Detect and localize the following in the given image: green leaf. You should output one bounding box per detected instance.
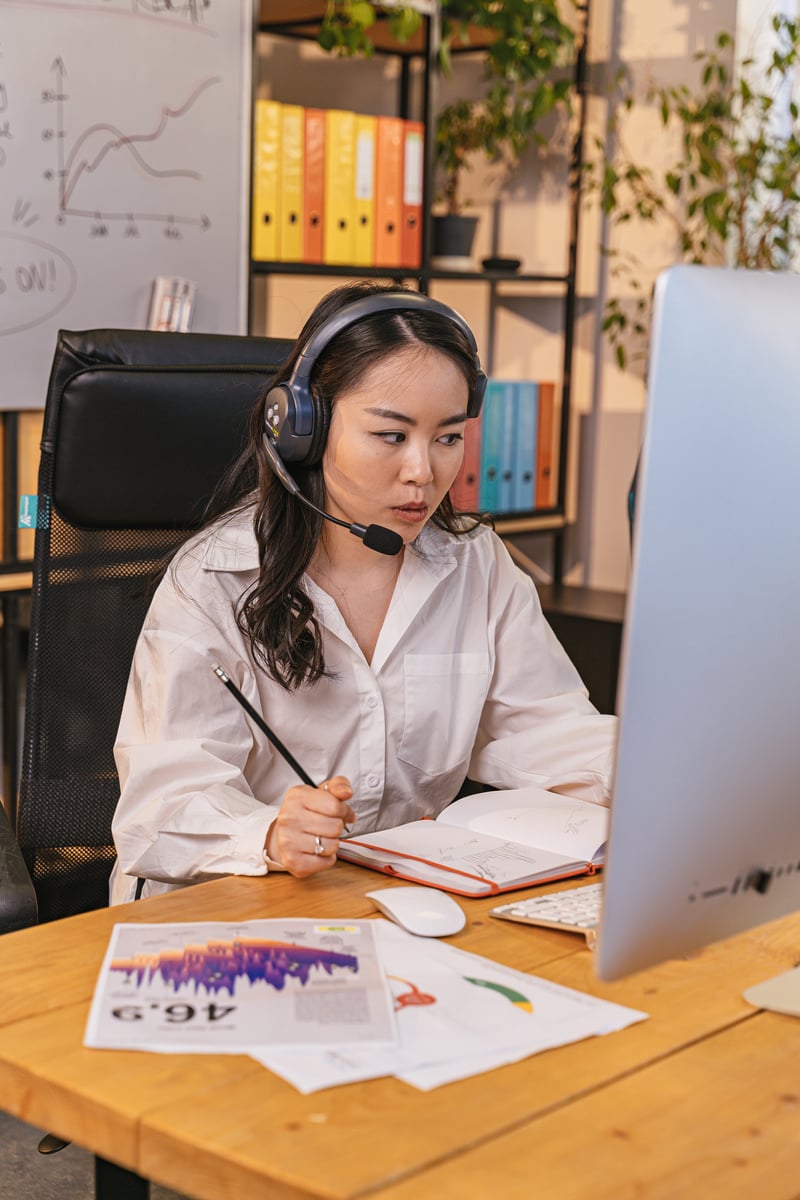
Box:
[391,8,423,43]
[349,2,376,30]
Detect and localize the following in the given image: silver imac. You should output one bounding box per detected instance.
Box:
[596,263,800,986]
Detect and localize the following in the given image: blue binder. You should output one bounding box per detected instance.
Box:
[497,381,517,514]
[478,379,504,511]
[513,381,538,511]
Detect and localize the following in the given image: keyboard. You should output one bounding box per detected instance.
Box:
[490,881,603,936]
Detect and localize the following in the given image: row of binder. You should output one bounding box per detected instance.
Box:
[451,380,559,515]
[252,100,424,268]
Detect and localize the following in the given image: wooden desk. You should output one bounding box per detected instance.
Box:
[1,866,799,1200]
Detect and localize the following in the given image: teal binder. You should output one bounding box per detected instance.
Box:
[513,381,538,511]
[479,379,504,511]
[497,381,517,514]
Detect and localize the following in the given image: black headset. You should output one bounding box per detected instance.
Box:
[264,291,487,466]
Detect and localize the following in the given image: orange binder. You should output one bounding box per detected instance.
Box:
[401,120,424,268]
[354,113,377,267]
[251,99,281,261]
[535,381,557,508]
[324,108,356,265]
[451,418,482,511]
[278,104,304,262]
[374,115,404,268]
[303,107,325,264]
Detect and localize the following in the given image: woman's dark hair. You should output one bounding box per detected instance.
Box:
[205,280,488,690]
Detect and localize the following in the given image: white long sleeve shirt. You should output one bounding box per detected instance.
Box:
[110,507,617,904]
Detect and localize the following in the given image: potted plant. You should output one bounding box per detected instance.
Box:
[432,0,577,264]
[585,14,800,371]
[316,1,428,56]
[316,0,579,265]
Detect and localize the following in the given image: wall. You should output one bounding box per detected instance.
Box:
[572,0,740,590]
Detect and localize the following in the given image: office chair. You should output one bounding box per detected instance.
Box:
[4,326,292,931]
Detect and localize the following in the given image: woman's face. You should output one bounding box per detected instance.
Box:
[321,345,469,545]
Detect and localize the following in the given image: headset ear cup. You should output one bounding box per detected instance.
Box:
[264,384,286,444]
[470,370,488,419]
[266,382,315,464]
[303,398,331,466]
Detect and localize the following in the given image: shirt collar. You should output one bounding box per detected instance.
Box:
[198,508,260,573]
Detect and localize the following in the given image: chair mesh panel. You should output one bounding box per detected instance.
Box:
[18,489,192,923]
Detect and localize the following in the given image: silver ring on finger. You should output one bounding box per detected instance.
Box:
[314,835,325,856]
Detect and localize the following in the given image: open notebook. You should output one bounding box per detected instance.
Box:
[338,787,607,897]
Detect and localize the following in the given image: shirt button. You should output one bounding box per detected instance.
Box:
[367,774,380,788]
[367,695,379,709]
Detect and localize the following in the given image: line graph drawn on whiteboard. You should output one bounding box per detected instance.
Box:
[2,1,216,29]
[46,59,219,237]
[121,0,211,23]
[0,1,252,408]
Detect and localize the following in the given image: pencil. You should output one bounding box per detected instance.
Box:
[211,663,318,789]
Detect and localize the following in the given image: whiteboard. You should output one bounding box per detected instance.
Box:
[0,0,253,409]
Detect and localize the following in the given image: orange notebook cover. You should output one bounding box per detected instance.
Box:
[374,115,404,268]
[401,119,424,269]
[535,381,557,508]
[303,107,325,264]
[337,787,607,898]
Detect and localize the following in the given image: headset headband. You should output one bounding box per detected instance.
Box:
[288,291,484,408]
[289,292,489,429]
[265,291,486,464]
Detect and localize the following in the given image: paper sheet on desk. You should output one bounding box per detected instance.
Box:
[254,920,647,1092]
[84,920,397,1053]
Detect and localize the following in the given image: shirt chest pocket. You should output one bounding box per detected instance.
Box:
[397,652,491,777]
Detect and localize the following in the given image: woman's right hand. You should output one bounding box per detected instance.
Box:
[265,775,355,878]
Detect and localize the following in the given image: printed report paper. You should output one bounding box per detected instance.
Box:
[255,919,648,1092]
[84,919,398,1053]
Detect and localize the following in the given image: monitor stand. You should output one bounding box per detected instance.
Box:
[743,965,800,1017]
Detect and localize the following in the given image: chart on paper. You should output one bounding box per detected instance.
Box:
[84,920,399,1053]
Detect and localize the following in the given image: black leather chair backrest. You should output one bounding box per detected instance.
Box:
[16,327,293,923]
[47,327,292,528]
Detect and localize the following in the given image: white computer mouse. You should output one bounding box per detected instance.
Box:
[366,886,466,937]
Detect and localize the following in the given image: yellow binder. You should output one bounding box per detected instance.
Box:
[279,103,304,262]
[324,109,356,265]
[251,99,281,262]
[353,113,377,267]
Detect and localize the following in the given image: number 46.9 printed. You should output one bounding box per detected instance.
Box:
[84,919,398,1055]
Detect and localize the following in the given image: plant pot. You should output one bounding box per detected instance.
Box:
[431,214,479,270]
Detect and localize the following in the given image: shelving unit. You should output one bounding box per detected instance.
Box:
[252,1,591,583]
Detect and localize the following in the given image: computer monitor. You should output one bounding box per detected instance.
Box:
[596,263,800,984]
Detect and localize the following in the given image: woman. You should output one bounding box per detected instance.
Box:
[110,281,616,903]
